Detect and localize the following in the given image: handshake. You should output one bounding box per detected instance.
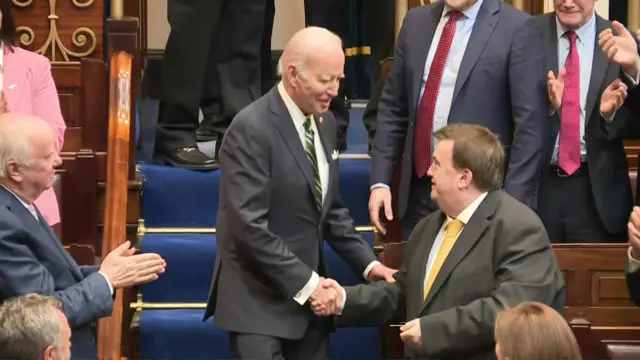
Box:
[310,277,344,317]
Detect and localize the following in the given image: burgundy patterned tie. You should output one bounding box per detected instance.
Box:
[558,31,581,175]
[414,10,461,178]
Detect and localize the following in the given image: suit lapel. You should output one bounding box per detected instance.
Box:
[545,13,562,130]
[421,191,501,312]
[414,211,447,315]
[270,88,319,211]
[412,3,443,107]
[0,187,82,280]
[2,49,27,108]
[584,16,610,122]
[451,0,499,104]
[314,114,334,218]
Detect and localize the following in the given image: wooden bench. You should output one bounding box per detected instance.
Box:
[377,243,640,360]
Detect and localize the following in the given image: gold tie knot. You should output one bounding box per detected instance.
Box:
[446,219,464,237]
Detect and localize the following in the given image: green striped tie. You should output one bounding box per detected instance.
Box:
[303,117,322,209]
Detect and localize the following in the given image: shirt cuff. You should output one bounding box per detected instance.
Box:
[363,260,381,279]
[370,183,390,192]
[629,247,640,274]
[602,111,616,123]
[337,286,346,315]
[623,59,640,86]
[98,271,114,295]
[293,271,319,305]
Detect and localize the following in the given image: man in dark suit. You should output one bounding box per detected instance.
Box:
[0,114,166,360]
[315,124,566,360]
[203,27,397,359]
[368,0,548,241]
[627,206,640,306]
[155,0,269,170]
[535,1,639,243]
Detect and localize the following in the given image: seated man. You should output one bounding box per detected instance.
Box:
[315,124,566,359]
[627,206,640,306]
[0,113,167,360]
[0,293,71,360]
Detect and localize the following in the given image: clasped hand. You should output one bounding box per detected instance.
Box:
[310,278,343,316]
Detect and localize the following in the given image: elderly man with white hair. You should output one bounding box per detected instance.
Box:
[0,113,167,360]
[202,26,397,359]
[0,293,71,360]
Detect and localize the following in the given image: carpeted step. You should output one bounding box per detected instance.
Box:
[140,157,372,228]
[139,232,376,303]
[139,309,382,360]
[139,233,217,303]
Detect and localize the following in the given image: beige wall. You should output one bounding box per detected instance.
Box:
[147,0,305,50]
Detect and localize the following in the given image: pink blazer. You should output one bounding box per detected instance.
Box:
[4,46,66,226]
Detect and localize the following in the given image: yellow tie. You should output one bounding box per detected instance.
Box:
[424,219,465,300]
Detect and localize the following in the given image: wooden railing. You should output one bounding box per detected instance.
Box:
[96,51,133,360]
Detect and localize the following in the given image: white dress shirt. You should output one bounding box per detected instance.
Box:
[277,83,380,305]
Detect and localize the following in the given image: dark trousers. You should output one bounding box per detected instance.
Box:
[304,0,350,138]
[229,322,329,360]
[362,0,395,139]
[537,164,627,243]
[156,0,267,152]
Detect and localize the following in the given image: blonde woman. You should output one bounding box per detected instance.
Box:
[495,301,582,360]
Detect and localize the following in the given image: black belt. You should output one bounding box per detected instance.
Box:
[549,163,588,177]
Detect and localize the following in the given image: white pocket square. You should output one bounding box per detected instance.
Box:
[331,150,339,160]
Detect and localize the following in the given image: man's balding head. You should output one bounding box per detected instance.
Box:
[0,113,61,203]
[277,27,345,115]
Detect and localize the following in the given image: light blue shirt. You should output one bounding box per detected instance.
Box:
[371,0,484,190]
[550,13,596,164]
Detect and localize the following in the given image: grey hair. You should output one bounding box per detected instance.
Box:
[0,294,63,360]
[0,125,33,178]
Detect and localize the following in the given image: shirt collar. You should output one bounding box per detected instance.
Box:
[277,82,314,131]
[445,192,488,225]
[1,184,31,209]
[442,0,484,21]
[555,10,596,44]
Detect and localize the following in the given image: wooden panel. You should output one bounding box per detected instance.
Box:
[378,243,640,360]
[97,181,142,225]
[11,0,104,62]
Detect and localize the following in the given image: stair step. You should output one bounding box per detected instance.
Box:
[139,232,375,303]
[140,157,372,228]
[139,309,382,360]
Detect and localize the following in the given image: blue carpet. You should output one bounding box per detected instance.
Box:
[140,310,381,360]
[140,157,371,228]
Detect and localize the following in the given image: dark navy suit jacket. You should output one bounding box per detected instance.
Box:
[0,186,113,360]
[371,0,548,218]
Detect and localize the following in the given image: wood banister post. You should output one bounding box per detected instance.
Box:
[96,52,133,360]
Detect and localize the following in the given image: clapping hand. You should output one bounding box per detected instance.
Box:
[599,21,639,78]
[600,79,628,119]
[99,241,166,289]
[547,69,566,111]
[310,278,344,316]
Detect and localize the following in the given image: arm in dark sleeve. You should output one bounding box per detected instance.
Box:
[339,264,407,327]
[370,15,411,186]
[0,226,113,328]
[417,221,563,358]
[222,116,315,300]
[504,17,548,208]
[79,265,100,278]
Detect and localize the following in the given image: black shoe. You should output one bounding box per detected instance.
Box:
[153,147,219,171]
